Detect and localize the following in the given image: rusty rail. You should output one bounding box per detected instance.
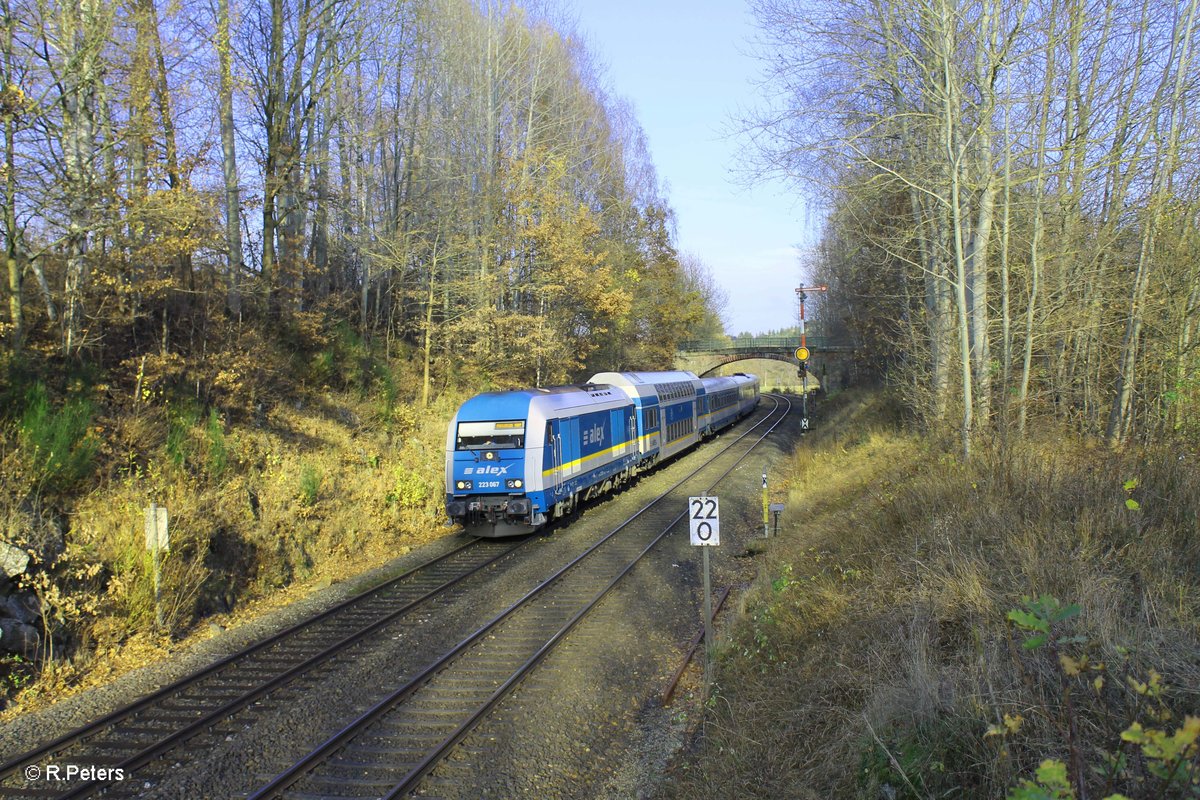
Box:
[661,585,733,706]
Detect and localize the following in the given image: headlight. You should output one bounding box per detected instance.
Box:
[455,480,473,491]
[505,478,523,489]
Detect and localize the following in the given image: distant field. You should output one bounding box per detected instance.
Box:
[710,358,818,393]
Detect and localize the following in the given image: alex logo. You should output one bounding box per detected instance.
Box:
[582,423,604,446]
[464,464,511,475]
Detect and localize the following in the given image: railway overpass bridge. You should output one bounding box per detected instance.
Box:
[675,336,858,389]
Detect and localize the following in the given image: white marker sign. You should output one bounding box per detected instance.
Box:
[688,496,720,546]
[144,505,169,552]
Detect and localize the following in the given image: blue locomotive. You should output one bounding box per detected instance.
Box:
[444,371,760,537]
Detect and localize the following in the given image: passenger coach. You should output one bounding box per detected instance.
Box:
[589,370,705,464]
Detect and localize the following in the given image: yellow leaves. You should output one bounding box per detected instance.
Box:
[987,713,1025,739]
[121,185,218,265]
[1120,716,1200,764]
[1127,669,1163,698]
[0,83,30,119]
[1034,759,1069,787]
[1060,653,1084,676]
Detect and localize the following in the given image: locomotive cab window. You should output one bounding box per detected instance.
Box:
[456,420,525,450]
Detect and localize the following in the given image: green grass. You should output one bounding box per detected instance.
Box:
[298,463,322,506]
[18,383,98,495]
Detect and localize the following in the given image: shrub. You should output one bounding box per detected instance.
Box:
[308,321,373,392]
[205,409,227,480]
[298,463,322,506]
[18,383,99,495]
[165,401,200,468]
[389,465,430,509]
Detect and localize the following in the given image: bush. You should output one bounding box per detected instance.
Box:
[165,401,200,468]
[18,383,98,495]
[204,409,228,480]
[308,321,374,392]
[298,463,322,506]
[389,465,430,509]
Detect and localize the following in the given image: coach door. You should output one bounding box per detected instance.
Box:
[561,418,580,477]
[548,422,562,497]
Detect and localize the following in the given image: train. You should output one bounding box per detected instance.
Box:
[444,370,760,537]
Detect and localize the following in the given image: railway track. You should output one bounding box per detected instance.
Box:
[0,538,529,799]
[249,394,791,800]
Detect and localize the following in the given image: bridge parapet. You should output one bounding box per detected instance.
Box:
[675,335,858,384]
[678,336,854,354]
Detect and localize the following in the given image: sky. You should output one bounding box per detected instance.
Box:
[569,0,819,336]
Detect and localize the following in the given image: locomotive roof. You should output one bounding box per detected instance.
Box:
[455,383,624,421]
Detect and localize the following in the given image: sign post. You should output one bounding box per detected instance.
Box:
[762,472,769,538]
[144,503,169,631]
[795,284,828,430]
[770,502,785,536]
[689,495,720,688]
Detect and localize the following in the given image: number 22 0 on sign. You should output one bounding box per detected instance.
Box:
[688,496,720,546]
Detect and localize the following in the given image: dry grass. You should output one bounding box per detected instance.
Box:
[0,381,466,718]
[660,390,1200,799]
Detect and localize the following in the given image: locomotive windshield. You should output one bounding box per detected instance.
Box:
[456,420,526,450]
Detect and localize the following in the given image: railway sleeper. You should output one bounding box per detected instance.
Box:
[322,758,418,776]
[354,731,446,747]
[372,720,461,736]
[383,707,473,720]
[0,787,75,798]
[412,695,495,709]
[341,744,431,758]
[297,773,407,791]
[283,792,396,800]
[157,700,221,713]
[76,738,154,753]
[182,685,256,698]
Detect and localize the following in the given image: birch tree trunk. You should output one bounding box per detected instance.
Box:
[59,0,107,356]
[1017,8,1059,435]
[1,0,21,348]
[216,0,243,317]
